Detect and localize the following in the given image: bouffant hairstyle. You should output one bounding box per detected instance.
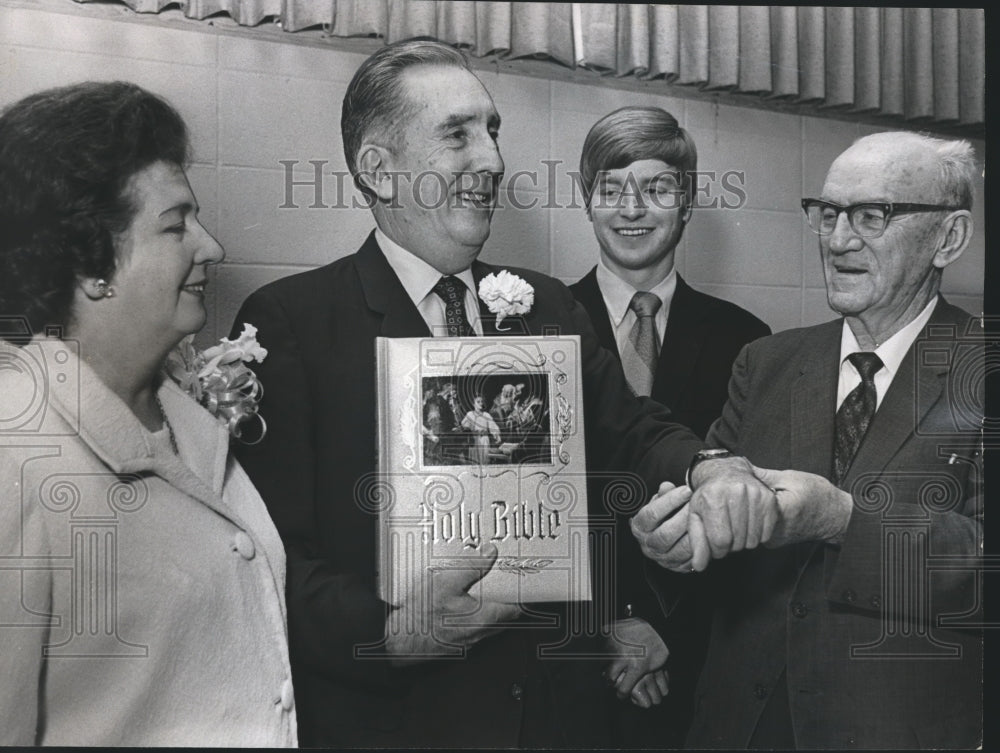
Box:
[0,81,189,334]
[578,106,697,205]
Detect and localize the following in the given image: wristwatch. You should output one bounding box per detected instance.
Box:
[686,448,734,487]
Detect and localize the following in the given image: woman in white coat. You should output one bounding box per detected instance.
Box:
[0,82,296,746]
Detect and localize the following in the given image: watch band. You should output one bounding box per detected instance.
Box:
[686,448,734,487]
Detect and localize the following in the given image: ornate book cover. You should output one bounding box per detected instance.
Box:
[374,336,591,604]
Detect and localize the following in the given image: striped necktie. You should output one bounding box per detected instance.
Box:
[620,291,662,396]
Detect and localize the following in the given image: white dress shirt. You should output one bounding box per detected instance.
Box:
[376,228,483,336]
[836,297,938,411]
[595,257,677,359]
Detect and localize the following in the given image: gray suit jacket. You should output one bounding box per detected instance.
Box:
[686,297,983,749]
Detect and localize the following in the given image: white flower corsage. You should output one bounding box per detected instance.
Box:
[478,270,534,331]
[166,323,268,443]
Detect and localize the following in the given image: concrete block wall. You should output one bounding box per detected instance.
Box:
[1,3,985,347]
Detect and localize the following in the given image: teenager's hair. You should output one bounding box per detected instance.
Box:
[579,106,697,204]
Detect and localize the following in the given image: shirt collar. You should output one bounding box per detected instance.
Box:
[38,338,236,514]
[375,228,478,307]
[838,296,939,379]
[595,257,677,328]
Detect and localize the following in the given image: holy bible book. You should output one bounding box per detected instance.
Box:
[373,336,591,605]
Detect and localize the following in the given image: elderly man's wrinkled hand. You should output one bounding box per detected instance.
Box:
[385,543,520,666]
[687,456,779,571]
[751,466,854,547]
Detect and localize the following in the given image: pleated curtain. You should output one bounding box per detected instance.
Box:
[75,1,985,128]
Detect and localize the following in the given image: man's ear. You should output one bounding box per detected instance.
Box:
[933,210,973,269]
[356,144,395,202]
[680,200,693,225]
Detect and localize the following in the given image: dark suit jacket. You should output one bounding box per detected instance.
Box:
[686,298,983,749]
[571,267,769,746]
[232,232,704,748]
[570,268,771,439]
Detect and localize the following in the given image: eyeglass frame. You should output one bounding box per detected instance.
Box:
[800,198,963,238]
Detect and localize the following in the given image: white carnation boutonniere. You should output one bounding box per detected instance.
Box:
[478,270,535,331]
[166,323,269,443]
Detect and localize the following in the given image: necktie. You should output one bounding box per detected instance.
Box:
[833,352,884,484]
[432,276,474,337]
[620,291,662,397]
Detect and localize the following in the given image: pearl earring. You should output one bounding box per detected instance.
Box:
[96,279,115,298]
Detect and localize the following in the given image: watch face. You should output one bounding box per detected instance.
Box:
[687,449,733,488]
[699,449,731,459]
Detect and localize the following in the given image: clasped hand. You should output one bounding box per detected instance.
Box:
[631,460,853,572]
[385,543,520,666]
[630,456,776,572]
[604,618,669,709]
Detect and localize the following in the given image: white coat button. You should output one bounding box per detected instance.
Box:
[280,679,294,711]
[233,532,255,560]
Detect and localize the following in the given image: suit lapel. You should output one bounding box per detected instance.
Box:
[578,271,706,402]
[790,320,842,477]
[573,267,617,355]
[354,231,433,338]
[841,297,966,487]
[46,352,251,531]
[352,240,534,339]
[473,262,500,336]
[653,275,704,403]
[840,347,928,488]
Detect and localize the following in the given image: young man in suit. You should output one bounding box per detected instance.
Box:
[633,131,983,749]
[569,106,771,747]
[231,40,777,748]
[570,106,770,438]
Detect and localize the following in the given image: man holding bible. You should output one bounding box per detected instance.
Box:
[233,39,777,748]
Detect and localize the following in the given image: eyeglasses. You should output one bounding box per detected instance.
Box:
[593,183,687,209]
[800,199,961,239]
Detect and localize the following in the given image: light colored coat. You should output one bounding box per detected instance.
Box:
[0,338,297,746]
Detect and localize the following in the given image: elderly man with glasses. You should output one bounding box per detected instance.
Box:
[632,131,983,749]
